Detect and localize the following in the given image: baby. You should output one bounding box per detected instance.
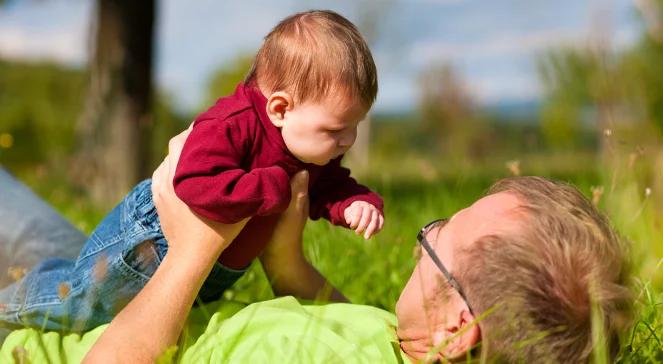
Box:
[173,9,384,271]
[0,10,384,332]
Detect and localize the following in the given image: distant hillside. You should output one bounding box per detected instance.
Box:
[483,99,541,123]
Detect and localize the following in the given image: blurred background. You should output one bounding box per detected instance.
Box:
[0,0,661,360]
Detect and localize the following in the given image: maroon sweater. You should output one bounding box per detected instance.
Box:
[173,83,383,269]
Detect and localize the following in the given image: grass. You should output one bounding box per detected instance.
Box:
[6,153,663,362]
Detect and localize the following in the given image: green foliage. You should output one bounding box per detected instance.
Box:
[416,63,488,160]
[621,36,663,135]
[0,58,189,198]
[0,59,85,170]
[536,48,598,149]
[540,100,582,148]
[204,54,253,107]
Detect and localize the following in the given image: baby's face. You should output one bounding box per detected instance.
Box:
[280,96,367,166]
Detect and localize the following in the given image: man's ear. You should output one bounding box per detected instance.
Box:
[434,309,481,360]
[266,91,293,128]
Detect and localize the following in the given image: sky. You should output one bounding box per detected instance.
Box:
[0,0,643,114]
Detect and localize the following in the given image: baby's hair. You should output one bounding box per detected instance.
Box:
[246,10,378,108]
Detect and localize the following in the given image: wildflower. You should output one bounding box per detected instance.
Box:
[603,129,612,137]
[58,282,71,300]
[645,187,652,198]
[591,186,605,205]
[506,160,521,176]
[0,133,13,149]
[628,146,645,169]
[628,152,637,169]
[7,266,27,281]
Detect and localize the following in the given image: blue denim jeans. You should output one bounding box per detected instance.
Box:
[0,176,247,340]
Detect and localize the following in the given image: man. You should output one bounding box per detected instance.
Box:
[0,128,631,362]
[395,177,632,362]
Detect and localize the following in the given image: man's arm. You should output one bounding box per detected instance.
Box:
[259,170,348,303]
[84,127,248,363]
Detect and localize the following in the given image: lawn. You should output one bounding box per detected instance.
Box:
[12,157,663,362]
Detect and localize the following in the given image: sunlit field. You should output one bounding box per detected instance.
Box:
[15,150,662,362]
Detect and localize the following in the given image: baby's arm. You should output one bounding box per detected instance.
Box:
[309,157,385,239]
[173,118,291,223]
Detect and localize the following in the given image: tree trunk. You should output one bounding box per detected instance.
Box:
[74,0,155,207]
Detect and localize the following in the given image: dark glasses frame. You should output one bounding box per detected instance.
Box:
[417,218,474,315]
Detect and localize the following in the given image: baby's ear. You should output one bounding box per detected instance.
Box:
[266,91,293,127]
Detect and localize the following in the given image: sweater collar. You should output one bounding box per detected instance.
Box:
[242,82,307,171]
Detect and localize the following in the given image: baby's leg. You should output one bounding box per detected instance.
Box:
[0,180,166,333]
[0,168,87,288]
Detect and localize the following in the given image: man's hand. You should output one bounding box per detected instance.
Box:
[260,170,348,302]
[151,124,192,249]
[151,124,246,255]
[344,201,384,239]
[85,124,247,363]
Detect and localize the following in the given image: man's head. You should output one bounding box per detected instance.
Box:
[246,10,377,166]
[396,176,632,362]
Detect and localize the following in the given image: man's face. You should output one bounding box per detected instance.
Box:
[280,96,367,166]
[395,191,523,361]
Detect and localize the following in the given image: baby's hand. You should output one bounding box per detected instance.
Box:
[344,201,384,240]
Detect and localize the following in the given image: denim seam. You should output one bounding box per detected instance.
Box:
[116,257,151,282]
[78,234,124,261]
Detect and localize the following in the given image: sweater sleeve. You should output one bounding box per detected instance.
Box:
[309,156,384,227]
[173,118,291,224]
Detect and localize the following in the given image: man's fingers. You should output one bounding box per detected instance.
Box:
[152,160,167,191]
[290,170,309,199]
[167,126,192,162]
[378,214,384,231]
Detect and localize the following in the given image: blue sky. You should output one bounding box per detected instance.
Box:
[0,0,643,114]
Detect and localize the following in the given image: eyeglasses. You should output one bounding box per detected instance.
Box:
[417,218,474,315]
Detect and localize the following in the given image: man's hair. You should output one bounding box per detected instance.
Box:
[458,176,632,363]
[245,10,378,108]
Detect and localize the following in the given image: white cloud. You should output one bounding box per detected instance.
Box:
[0,26,87,64]
[0,0,91,65]
[410,28,589,67]
[466,74,542,104]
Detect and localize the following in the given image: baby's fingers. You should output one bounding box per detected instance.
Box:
[355,207,372,235]
[346,208,360,229]
[363,210,379,240]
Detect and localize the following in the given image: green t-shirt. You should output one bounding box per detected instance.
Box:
[1,296,407,363]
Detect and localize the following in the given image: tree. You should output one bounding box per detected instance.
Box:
[345,0,394,173]
[418,62,482,160]
[74,0,156,206]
